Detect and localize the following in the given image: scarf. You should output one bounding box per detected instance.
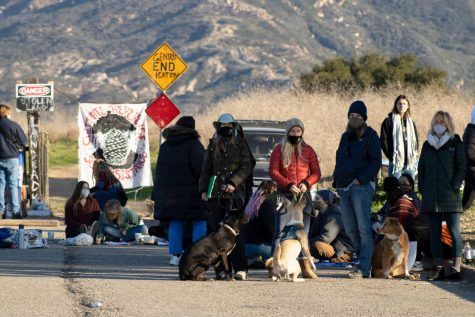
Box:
[391,114,418,169]
[427,132,450,150]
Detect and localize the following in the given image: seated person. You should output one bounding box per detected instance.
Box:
[96,199,147,242]
[90,159,128,210]
[398,173,422,210]
[372,176,420,234]
[308,189,355,263]
[241,180,276,266]
[64,181,100,238]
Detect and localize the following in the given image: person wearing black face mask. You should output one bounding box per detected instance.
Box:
[269,117,321,279]
[333,100,382,279]
[199,113,253,280]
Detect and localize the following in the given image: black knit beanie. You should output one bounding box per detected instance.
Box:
[176,116,195,129]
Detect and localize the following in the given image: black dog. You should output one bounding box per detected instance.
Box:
[179,213,248,281]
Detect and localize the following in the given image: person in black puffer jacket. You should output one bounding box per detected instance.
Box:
[152,116,207,266]
[462,106,475,210]
[418,111,466,281]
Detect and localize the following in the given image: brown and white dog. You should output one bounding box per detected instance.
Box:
[372,217,410,279]
[266,195,317,282]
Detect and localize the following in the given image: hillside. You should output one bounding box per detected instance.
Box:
[0,0,474,112]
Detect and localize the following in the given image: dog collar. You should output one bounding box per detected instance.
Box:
[222,223,238,236]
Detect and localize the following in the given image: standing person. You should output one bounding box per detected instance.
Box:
[199,113,252,280]
[152,116,207,266]
[269,118,321,278]
[418,111,466,280]
[0,104,27,219]
[64,181,101,238]
[462,106,475,210]
[90,159,128,210]
[380,95,419,179]
[333,100,382,278]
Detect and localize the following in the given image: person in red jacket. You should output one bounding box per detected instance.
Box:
[269,118,321,278]
[65,181,101,238]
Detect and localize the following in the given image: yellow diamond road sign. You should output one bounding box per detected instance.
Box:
[140,42,188,91]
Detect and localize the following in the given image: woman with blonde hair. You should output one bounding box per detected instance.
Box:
[380,95,419,178]
[418,110,466,280]
[90,159,128,210]
[269,118,321,278]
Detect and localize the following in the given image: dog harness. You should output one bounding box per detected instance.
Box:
[278,224,304,242]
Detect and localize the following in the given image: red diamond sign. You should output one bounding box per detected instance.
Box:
[145,93,180,129]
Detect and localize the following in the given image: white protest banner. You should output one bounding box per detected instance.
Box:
[78,103,153,189]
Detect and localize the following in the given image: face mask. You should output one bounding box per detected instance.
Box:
[218,126,233,137]
[288,135,302,145]
[80,189,90,197]
[349,117,363,129]
[433,124,446,136]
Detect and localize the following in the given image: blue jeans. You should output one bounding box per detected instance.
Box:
[338,183,374,276]
[427,213,462,259]
[388,163,417,179]
[0,158,20,215]
[245,243,272,260]
[103,225,148,242]
[168,220,207,255]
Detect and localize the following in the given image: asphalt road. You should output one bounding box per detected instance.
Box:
[0,242,475,317]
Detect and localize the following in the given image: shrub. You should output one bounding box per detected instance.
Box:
[300,53,447,93]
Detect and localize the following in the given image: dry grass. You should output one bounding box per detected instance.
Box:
[194,86,473,183]
[11,86,473,181]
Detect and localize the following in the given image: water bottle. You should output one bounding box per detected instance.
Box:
[463,242,472,260]
[18,224,26,250]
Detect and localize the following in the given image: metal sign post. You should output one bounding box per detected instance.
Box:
[16,78,53,203]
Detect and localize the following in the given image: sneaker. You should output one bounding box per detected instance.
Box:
[169,255,181,266]
[80,224,88,234]
[12,213,23,219]
[234,271,247,280]
[347,269,370,279]
[411,261,424,272]
[89,221,99,238]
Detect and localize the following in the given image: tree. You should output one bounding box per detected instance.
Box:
[300,53,447,92]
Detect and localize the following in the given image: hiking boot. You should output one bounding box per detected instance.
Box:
[298,257,318,279]
[445,267,461,281]
[234,271,247,280]
[89,221,99,239]
[348,269,370,279]
[428,266,445,281]
[169,255,181,266]
[12,213,23,219]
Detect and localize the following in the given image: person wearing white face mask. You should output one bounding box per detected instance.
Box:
[418,111,466,281]
[380,95,419,179]
[64,181,101,239]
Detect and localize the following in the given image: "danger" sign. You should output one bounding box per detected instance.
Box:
[16,83,54,112]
